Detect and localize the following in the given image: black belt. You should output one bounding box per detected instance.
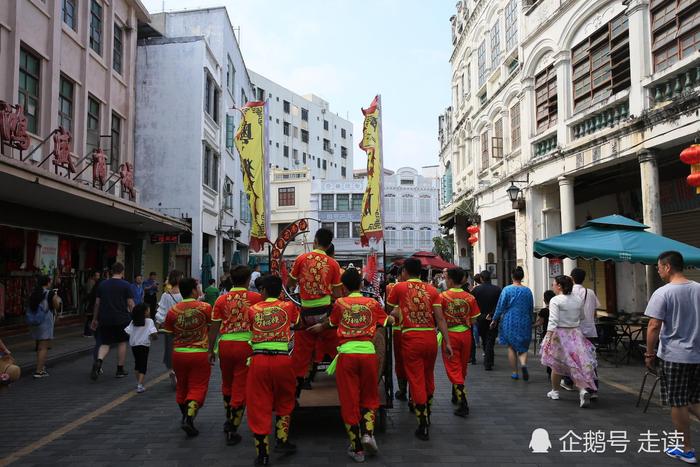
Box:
[252,350,289,356]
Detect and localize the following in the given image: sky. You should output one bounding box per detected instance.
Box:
[140,0,454,171]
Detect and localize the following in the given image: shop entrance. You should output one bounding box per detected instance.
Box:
[497,216,517,284]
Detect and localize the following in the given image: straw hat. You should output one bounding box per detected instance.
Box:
[0,354,21,384]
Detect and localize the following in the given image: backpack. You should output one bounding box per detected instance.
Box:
[25,291,49,326]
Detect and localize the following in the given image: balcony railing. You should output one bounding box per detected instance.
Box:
[533,134,557,158]
[572,100,629,140]
[649,66,700,108]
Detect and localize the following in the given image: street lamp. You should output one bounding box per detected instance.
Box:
[506,180,527,211]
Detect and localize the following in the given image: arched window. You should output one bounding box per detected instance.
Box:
[401,227,414,249]
[402,194,414,221]
[419,227,432,249]
[385,226,397,247]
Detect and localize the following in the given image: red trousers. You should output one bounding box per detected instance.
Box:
[218,340,252,406]
[246,354,296,435]
[172,351,212,406]
[336,354,379,425]
[393,329,406,380]
[292,328,338,377]
[401,331,437,405]
[442,330,472,385]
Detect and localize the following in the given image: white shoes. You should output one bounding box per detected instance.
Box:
[579,389,591,408]
[361,434,378,455]
[547,390,560,400]
[136,384,145,393]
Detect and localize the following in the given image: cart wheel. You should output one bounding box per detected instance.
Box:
[377,407,387,433]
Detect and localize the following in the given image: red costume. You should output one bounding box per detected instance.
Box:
[329,294,388,430]
[439,288,480,384]
[246,297,299,458]
[163,298,213,431]
[289,249,342,379]
[212,287,262,441]
[387,279,441,406]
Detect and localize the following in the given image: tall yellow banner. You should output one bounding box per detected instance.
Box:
[359,95,384,247]
[235,101,270,252]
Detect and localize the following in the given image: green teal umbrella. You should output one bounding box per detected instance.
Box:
[534,215,700,266]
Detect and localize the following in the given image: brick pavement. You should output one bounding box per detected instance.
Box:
[1,339,696,467]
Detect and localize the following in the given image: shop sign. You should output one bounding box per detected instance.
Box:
[151,233,179,244]
[548,258,563,278]
[38,233,58,275]
[175,244,192,256]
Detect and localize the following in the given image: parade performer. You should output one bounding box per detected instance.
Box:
[246,275,299,465]
[386,258,452,441]
[310,268,393,462]
[211,265,262,445]
[386,274,408,401]
[162,278,216,437]
[287,228,343,394]
[439,268,480,417]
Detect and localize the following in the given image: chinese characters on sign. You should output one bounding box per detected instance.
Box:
[52,127,75,173]
[0,102,30,151]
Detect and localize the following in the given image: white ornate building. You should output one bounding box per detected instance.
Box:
[440,0,700,311]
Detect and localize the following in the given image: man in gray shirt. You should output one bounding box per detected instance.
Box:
[645,251,700,465]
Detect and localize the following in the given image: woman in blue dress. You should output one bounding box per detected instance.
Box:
[491,266,534,381]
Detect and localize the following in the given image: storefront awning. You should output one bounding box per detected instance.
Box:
[534,215,700,266]
[0,156,189,235]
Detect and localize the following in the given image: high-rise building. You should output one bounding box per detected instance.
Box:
[135,7,253,281]
[249,71,354,180]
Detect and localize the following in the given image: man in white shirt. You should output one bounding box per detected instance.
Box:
[560,268,601,398]
[249,265,261,292]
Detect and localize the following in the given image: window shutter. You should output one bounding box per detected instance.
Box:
[226,115,235,150]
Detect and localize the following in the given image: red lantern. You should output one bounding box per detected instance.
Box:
[468,235,478,245]
[680,144,700,165]
[681,144,700,195]
[466,225,480,235]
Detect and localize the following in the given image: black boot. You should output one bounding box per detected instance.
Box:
[182,400,199,437]
[226,405,244,445]
[223,396,232,432]
[414,404,429,441]
[178,403,187,425]
[453,384,469,417]
[345,423,363,455]
[361,409,378,455]
[274,415,296,454]
[254,434,270,465]
[426,394,434,426]
[451,384,458,405]
[395,378,408,401]
[308,362,319,382]
[295,377,305,398]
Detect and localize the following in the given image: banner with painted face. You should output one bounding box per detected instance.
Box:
[235,101,270,252]
[358,95,385,247]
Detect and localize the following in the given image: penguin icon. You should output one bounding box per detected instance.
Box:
[529,428,552,453]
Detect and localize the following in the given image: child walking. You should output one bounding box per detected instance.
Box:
[124,304,158,393]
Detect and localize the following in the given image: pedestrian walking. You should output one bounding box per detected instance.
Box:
[249,265,261,292]
[560,268,601,398]
[246,275,299,465]
[211,265,262,445]
[472,270,502,371]
[26,275,60,378]
[124,303,158,393]
[645,251,700,465]
[203,278,219,307]
[439,268,480,417]
[310,268,391,462]
[162,277,216,438]
[131,274,145,306]
[143,272,159,322]
[387,258,452,441]
[491,266,534,381]
[287,228,343,396]
[540,275,597,408]
[156,270,184,389]
[90,262,135,380]
[534,290,556,378]
[83,270,101,336]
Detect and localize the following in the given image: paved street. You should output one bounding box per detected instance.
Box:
[1,338,695,467]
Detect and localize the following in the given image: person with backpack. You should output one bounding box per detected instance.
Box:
[26,275,60,379]
[156,270,184,389]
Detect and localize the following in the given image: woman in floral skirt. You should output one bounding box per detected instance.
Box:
[540,275,597,408]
